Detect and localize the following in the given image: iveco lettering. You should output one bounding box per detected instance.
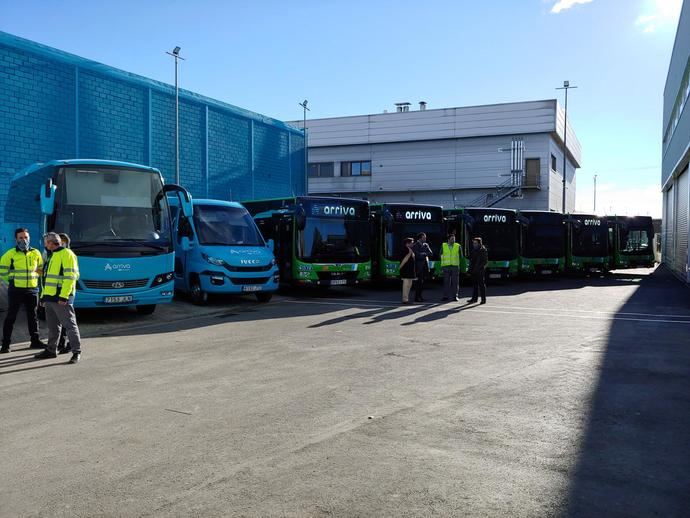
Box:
[6,159,192,314]
[370,203,444,281]
[245,196,371,287]
[170,199,279,304]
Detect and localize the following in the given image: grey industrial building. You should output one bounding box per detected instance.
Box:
[662,0,690,284]
[292,99,581,212]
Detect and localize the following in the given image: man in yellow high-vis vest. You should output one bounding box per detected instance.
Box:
[0,228,46,353]
[440,233,462,302]
[34,232,82,364]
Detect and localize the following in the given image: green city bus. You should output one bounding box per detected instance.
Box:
[519,210,566,276]
[455,207,521,280]
[605,215,655,269]
[442,209,470,275]
[370,203,444,281]
[566,214,610,274]
[244,196,371,287]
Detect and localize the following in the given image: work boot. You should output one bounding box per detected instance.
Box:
[0,345,10,354]
[480,299,487,305]
[30,339,47,349]
[467,299,478,304]
[57,344,72,355]
[68,353,81,364]
[34,350,57,360]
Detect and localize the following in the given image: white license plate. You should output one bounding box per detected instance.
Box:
[542,269,552,275]
[242,285,262,292]
[104,296,133,304]
[330,279,347,285]
[489,273,501,279]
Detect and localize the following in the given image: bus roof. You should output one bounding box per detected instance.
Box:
[13,159,160,182]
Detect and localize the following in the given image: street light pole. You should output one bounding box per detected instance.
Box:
[556,81,577,214]
[166,46,185,185]
[593,173,597,213]
[298,100,310,189]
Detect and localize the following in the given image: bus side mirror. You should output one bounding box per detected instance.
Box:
[40,179,56,215]
[266,238,275,252]
[461,214,475,228]
[383,209,394,231]
[163,184,193,219]
[295,205,306,230]
[517,215,530,227]
[180,236,191,252]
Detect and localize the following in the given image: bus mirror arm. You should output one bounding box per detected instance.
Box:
[163,184,193,219]
[39,179,56,215]
[266,238,275,252]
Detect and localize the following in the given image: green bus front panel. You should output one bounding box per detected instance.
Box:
[485,259,519,279]
[292,258,371,286]
[568,255,609,273]
[519,257,565,275]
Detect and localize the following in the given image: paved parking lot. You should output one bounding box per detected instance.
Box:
[1,268,689,517]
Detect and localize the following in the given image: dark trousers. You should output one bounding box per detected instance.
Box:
[471,272,486,302]
[414,269,427,301]
[2,289,40,346]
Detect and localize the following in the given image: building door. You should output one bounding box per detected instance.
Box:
[674,167,689,280]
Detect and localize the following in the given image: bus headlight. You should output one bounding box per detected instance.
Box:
[202,253,225,267]
[152,272,174,286]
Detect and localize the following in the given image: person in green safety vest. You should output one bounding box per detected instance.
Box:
[441,233,462,302]
[0,227,46,353]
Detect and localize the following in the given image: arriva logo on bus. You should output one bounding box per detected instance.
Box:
[584,219,601,226]
[405,211,432,220]
[483,215,507,223]
[323,206,356,216]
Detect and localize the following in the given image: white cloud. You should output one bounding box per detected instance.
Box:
[635,0,682,33]
[551,0,594,14]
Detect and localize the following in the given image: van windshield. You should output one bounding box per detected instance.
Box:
[193,205,264,246]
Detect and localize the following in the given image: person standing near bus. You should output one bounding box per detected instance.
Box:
[412,232,433,303]
[56,233,72,354]
[441,233,462,302]
[34,233,82,364]
[468,237,488,305]
[399,237,416,304]
[0,228,46,353]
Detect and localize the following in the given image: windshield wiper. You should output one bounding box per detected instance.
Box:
[73,240,169,251]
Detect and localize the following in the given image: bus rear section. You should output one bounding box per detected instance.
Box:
[171,199,279,304]
[567,214,609,274]
[519,211,566,276]
[371,203,444,281]
[246,196,371,287]
[606,216,655,269]
[7,160,192,314]
[463,208,520,280]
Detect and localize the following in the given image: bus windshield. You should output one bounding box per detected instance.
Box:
[472,224,518,261]
[194,205,264,246]
[573,226,607,257]
[385,223,443,261]
[52,167,171,251]
[298,217,370,263]
[523,224,565,258]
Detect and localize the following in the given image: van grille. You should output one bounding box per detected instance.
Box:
[229,277,270,285]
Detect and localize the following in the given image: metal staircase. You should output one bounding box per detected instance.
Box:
[467,176,522,208]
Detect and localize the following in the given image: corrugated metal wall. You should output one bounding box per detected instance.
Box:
[664,186,675,267]
[674,168,689,278]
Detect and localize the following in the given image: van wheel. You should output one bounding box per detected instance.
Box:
[136,304,156,315]
[255,292,272,303]
[190,277,208,305]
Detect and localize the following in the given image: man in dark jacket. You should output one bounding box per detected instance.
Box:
[468,237,488,304]
[411,232,433,302]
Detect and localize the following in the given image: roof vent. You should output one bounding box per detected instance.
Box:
[395,102,411,113]
[419,101,427,111]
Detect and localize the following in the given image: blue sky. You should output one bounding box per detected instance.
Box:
[1,0,683,217]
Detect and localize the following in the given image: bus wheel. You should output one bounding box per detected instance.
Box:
[190,277,208,305]
[136,304,156,315]
[255,292,273,303]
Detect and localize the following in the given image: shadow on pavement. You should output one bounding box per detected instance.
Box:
[565,267,690,516]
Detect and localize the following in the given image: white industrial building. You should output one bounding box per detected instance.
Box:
[292,99,581,212]
[662,0,690,284]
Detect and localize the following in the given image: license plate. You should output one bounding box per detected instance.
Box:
[589,267,599,273]
[330,279,347,285]
[242,285,262,292]
[104,296,133,304]
[489,273,501,279]
[542,269,552,275]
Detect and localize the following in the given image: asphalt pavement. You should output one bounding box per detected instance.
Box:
[0,268,688,517]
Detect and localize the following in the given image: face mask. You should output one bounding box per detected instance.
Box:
[17,238,29,251]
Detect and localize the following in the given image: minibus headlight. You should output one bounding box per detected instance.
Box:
[152,271,175,287]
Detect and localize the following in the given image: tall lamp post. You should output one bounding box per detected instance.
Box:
[299,99,310,189]
[166,46,185,185]
[556,80,577,214]
[593,173,598,213]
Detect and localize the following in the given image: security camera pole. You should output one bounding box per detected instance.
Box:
[167,46,185,185]
[556,80,577,214]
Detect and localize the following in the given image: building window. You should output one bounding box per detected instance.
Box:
[663,55,690,150]
[308,162,334,178]
[341,161,372,177]
[551,154,558,172]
